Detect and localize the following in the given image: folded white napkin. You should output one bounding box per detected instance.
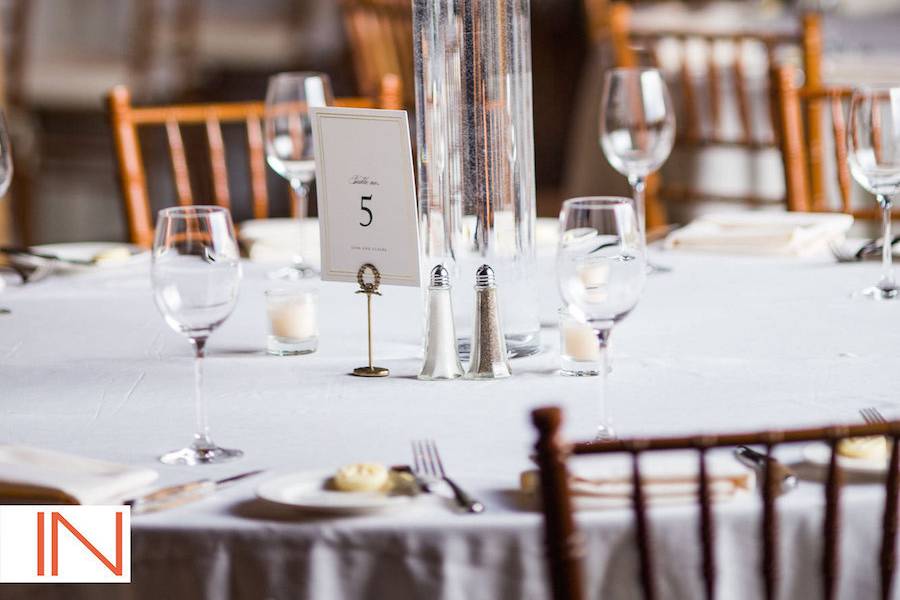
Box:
[0,446,157,505]
[239,218,321,268]
[664,212,854,256]
[521,452,754,510]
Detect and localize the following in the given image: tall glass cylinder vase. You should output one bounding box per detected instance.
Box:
[413,0,540,358]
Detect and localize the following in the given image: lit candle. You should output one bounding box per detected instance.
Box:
[265,289,319,355]
[562,320,601,361]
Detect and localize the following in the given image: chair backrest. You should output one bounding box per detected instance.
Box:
[108,76,402,247]
[532,405,900,600]
[773,64,891,219]
[340,0,414,109]
[605,3,822,211]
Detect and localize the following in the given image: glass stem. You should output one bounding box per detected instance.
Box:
[595,328,613,439]
[190,337,213,451]
[878,195,895,292]
[290,179,310,219]
[628,174,647,240]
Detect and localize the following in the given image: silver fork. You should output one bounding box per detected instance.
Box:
[411,440,485,514]
[860,407,888,425]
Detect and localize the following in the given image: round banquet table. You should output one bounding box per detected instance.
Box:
[1,246,899,599]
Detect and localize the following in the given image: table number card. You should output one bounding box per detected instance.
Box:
[311,106,421,287]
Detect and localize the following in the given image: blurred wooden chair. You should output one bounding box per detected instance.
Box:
[773,64,892,220]
[532,405,900,600]
[602,3,823,224]
[108,75,402,247]
[340,0,414,109]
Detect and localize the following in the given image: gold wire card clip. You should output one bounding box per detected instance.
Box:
[352,263,389,378]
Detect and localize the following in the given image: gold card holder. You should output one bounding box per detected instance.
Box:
[352,263,389,377]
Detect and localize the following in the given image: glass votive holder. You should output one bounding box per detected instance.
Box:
[265,288,318,356]
[559,307,603,376]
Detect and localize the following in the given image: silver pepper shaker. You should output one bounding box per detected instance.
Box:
[418,265,464,380]
[466,265,511,379]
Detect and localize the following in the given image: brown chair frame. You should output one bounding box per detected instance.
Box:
[604,3,823,221]
[532,405,900,600]
[107,77,402,247]
[773,64,894,220]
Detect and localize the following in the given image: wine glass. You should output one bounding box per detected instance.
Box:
[848,85,900,300]
[151,206,243,465]
[0,111,13,313]
[264,72,334,279]
[557,197,647,439]
[600,67,675,272]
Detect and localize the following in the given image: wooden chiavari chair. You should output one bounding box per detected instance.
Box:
[603,2,823,223]
[107,76,402,248]
[340,0,414,109]
[773,64,893,220]
[532,405,900,600]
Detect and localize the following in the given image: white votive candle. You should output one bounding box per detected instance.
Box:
[265,288,318,355]
[562,321,600,361]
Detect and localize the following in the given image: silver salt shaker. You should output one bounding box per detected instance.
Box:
[418,265,464,380]
[466,265,511,379]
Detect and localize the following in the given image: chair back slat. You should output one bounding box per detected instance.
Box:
[531,408,586,600]
[696,448,716,600]
[822,436,843,600]
[773,65,811,212]
[705,42,721,137]
[829,94,852,213]
[733,45,753,145]
[761,443,780,600]
[680,60,700,144]
[164,119,193,206]
[630,450,657,600]
[882,435,900,600]
[245,114,268,219]
[109,82,391,246]
[535,408,900,600]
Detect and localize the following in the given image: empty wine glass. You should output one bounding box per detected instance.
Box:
[848,85,900,300]
[557,197,647,439]
[600,67,675,272]
[264,72,334,279]
[152,206,243,465]
[0,111,13,314]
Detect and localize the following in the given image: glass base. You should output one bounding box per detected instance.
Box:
[560,354,604,377]
[457,330,541,360]
[858,285,900,300]
[267,335,318,356]
[267,263,318,281]
[595,424,616,441]
[160,445,243,466]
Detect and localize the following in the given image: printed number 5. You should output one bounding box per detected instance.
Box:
[360,195,373,227]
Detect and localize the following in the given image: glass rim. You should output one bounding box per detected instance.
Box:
[264,287,319,298]
[157,205,230,219]
[561,196,634,210]
[606,66,663,78]
[268,71,331,83]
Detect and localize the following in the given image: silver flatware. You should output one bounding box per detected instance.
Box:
[734,446,798,494]
[125,469,264,515]
[411,440,484,513]
[860,407,888,425]
[0,246,95,266]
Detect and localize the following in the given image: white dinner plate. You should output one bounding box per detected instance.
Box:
[28,242,148,272]
[803,442,888,474]
[255,470,419,515]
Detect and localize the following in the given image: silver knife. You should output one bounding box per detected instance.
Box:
[734,446,798,494]
[125,470,264,515]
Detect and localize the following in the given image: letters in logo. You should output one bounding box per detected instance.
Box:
[0,506,131,583]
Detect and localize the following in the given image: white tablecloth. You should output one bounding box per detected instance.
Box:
[1,249,899,599]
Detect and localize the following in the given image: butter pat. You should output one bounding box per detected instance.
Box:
[92,245,132,265]
[333,463,390,492]
[838,436,889,461]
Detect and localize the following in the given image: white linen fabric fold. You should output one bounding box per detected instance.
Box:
[664,211,854,256]
[0,445,157,504]
[520,452,754,509]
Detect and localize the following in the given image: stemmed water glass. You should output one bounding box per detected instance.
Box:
[264,72,334,279]
[848,85,900,300]
[0,111,13,314]
[557,197,647,439]
[151,206,243,465]
[600,67,675,272]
